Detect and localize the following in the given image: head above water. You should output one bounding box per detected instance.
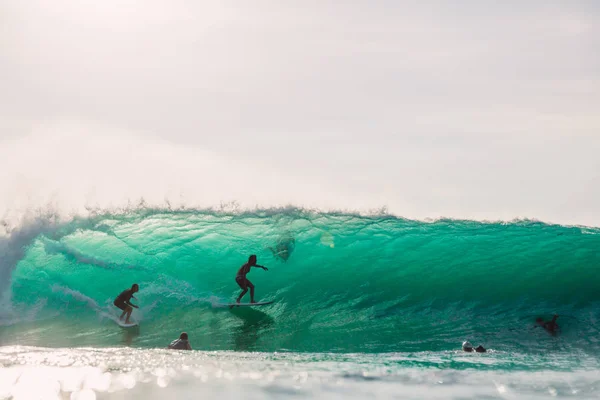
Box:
[131,283,139,292]
[248,255,257,265]
[462,341,473,352]
[180,332,188,340]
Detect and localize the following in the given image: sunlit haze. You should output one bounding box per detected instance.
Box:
[1,0,599,225]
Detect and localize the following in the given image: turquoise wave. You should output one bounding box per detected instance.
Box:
[1,208,599,353]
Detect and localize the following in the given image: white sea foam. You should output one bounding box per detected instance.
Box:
[0,346,599,399]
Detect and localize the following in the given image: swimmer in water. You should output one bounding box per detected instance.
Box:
[536,314,559,334]
[168,332,192,350]
[233,255,268,305]
[462,341,486,353]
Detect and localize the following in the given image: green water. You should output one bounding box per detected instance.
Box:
[1,209,599,355]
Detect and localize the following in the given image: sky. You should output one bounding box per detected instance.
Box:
[1,0,599,225]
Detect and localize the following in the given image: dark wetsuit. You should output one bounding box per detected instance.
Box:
[114,289,135,310]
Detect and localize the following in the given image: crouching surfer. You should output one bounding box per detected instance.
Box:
[113,283,139,324]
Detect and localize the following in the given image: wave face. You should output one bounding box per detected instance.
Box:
[1,209,599,354]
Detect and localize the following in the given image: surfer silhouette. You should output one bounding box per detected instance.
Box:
[113,283,139,324]
[536,314,559,334]
[233,255,268,306]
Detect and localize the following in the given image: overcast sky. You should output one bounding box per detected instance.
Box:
[1,1,599,225]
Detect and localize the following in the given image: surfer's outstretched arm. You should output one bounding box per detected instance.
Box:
[253,265,268,271]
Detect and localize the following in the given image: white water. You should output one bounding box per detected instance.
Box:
[1,346,599,400]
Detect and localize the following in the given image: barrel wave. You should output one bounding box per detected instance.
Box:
[1,208,599,354]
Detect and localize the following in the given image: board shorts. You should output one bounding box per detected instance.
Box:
[113,299,128,311]
[235,276,251,289]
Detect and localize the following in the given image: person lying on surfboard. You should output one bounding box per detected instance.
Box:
[234,255,268,305]
[113,283,139,324]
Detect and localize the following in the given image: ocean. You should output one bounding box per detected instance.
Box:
[1,208,599,399]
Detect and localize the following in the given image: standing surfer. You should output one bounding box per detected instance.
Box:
[114,283,139,324]
[233,255,268,305]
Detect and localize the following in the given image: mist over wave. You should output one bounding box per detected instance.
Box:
[0,124,382,224]
[2,121,599,226]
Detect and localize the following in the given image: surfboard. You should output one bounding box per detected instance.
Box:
[115,317,138,327]
[227,301,274,308]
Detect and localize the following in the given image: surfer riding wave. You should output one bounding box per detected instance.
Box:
[233,255,268,306]
[113,283,139,324]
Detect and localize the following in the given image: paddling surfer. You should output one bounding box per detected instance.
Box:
[113,284,139,324]
[536,314,559,334]
[233,255,268,306]
[462,341,486,353]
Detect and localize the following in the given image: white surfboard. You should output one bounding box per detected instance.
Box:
[115,317,138,327]
[227,301,274,308]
